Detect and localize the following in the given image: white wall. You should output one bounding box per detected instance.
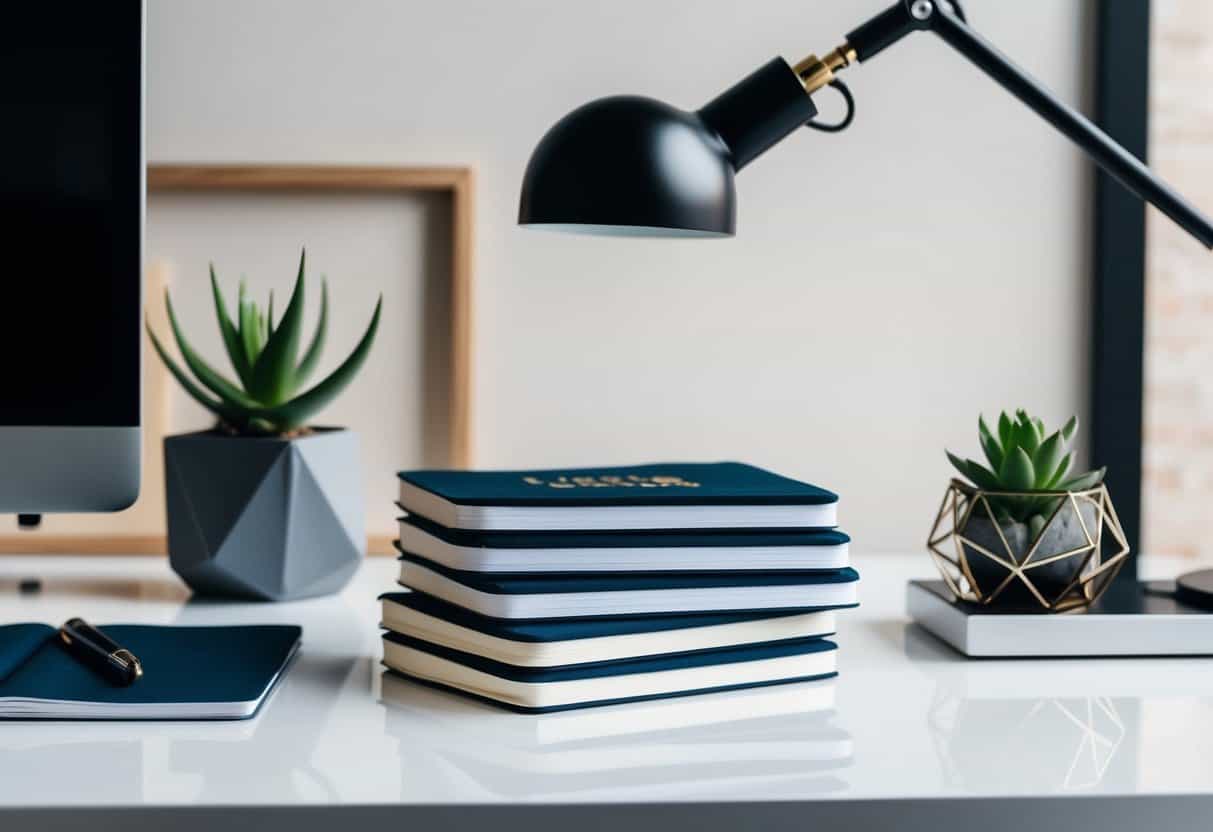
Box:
[147,0,1093,552]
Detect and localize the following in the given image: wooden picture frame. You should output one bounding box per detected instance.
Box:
[0,164,474,555]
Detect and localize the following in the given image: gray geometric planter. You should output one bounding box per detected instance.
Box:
[164,428,365,601]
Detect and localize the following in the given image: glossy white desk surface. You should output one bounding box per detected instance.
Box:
[2,553,1212,825]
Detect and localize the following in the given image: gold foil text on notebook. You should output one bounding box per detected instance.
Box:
[522,475,701,489]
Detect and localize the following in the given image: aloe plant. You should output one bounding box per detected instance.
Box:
[147,250,381,436]
[946,410,1105,532]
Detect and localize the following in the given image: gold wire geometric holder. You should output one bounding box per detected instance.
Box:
[926,479,1130,612]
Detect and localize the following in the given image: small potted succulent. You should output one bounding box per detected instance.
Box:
[147,250,381,601]
[928,410,1129,611]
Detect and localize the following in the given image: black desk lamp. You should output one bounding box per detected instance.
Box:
[518,0,1213,248]
[518,0,1213,616]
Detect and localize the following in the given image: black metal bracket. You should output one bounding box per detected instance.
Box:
[841,0,1213,248]
[845,0,932,61]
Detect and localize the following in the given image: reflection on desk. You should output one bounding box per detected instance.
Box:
[929,694,1125,792]
[380,672,851,801]
[168,655,360,802]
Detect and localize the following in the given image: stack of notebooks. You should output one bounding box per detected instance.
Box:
[380,462,858,713]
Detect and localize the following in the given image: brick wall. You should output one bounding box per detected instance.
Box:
[1142,0,1213,560]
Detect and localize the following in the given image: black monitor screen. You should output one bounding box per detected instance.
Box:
[0,4,142,426]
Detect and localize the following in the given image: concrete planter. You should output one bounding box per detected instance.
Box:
[961,499,1100,607]
[164,428,365,601]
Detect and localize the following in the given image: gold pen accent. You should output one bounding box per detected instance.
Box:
[111,649,144,681]
[58,618,144,686]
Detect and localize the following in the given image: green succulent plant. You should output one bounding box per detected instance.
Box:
[946,410,1106,532]
[147,250,381,436]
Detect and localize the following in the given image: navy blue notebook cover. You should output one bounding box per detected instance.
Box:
[383,631,838,713]
[401,514,851,550]
[397,548,861,595]
[379,591,828,642]
[399,462,838,507]
[0,623,301,720]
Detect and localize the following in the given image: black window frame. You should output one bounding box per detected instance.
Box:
[1091,0,1151,583]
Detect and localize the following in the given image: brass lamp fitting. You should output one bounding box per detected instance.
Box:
[792,43,858,93]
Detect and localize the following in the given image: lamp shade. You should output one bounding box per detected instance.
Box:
[518,58,817,238]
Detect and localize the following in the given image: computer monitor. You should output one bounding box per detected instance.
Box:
[0,3,143,514]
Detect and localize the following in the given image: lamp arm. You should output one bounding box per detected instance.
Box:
[798,0,1213,250]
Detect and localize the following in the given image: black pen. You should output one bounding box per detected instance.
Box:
[58,618,143,686]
